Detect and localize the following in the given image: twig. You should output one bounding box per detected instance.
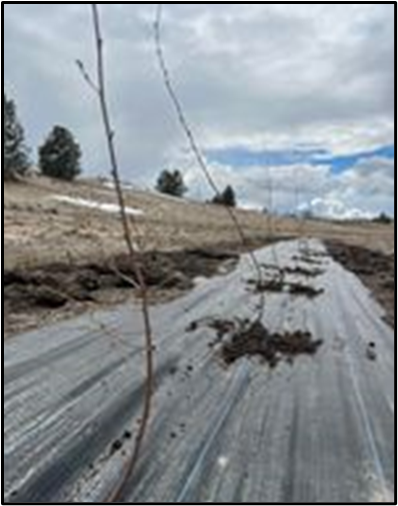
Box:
[108,257,141,291]
[154,4,266,320]
[80,4,155,502]
[76,59,99,93]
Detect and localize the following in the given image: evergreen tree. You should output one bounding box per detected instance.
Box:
[212,185,236,207]
[4,93,29,181]
[156,169,187,197]
[39,125,81,181]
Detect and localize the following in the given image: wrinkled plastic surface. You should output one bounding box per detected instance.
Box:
[3,240,395,503]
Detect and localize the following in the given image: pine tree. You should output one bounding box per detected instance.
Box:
[156,169,187,197]
[4,93,29,181]
[212,185,237,207]
[39,125,81,181]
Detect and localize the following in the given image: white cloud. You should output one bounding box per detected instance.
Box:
[179,156,331,212]
[4,3,395,216]
[301,198,376,221]
[177,151,394,219]
[293,156,395,219]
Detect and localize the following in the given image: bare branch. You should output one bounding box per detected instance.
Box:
[108,258,141,291]
[85,4,155,502]
[154,4,266,320]
[76,59,99,94]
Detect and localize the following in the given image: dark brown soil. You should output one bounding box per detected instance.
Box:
[248,278,324,298]
[3,248,239,338]
[283,265,325,277]
[247,277,285,293]
[249,259,325,297]
[287,283,324,298]
[187,317,323,368]
[326,241,395,328]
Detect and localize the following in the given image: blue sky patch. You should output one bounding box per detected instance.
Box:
[310,145,395,174]
[206,145,395,175]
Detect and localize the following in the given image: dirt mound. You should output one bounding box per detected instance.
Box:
[4,248,239,338]
[288,282,324,298]
[283,265,324,277]
[187,317,323,368]
[326,241,395,328]
[248,278,324,298]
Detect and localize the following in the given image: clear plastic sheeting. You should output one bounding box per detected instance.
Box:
[3,239,395,503]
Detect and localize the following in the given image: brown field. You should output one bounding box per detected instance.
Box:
[3,175,395,337]
[4,175,394,269]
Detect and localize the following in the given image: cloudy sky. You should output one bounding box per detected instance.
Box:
[4,3,395,218]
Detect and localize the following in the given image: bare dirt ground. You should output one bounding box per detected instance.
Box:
[3,176,395,338]
[4,247,242,337]
[326,241,395,329]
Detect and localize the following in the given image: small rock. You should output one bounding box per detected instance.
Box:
[366,342,377,361]
[111,439,123,454]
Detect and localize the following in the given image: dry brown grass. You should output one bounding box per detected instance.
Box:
[4,175,395,271]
